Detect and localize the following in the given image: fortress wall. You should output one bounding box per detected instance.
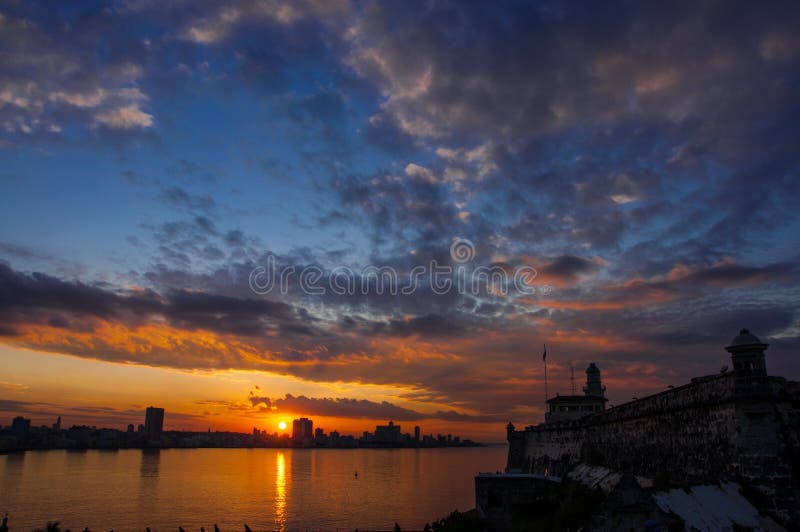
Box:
[514,374,798,484]
[583,399,740,482]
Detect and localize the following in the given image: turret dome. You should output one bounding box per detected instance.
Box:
[727,328,764,347]
[724,328,768,376]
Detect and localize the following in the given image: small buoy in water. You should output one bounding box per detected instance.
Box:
[354,471,358,478]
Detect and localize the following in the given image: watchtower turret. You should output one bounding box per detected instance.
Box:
[725,328,768,376]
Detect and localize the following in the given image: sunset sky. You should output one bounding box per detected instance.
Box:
[1,1,799,441]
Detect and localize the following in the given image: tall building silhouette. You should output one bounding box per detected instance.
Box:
[292,417,313,446]
[144,406,164,443]
[11,416,30,442]
[374,421,401,443]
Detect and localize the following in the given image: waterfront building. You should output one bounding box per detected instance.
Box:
[292,417,313,446]
[374,421,402,444]
[144,406,164,444]
[11,416,30,442]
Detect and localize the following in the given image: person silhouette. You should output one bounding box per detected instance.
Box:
[0,513,8,532]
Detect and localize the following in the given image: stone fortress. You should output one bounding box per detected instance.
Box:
[478,329,800,530]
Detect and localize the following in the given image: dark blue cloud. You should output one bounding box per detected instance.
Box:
[1,0,799,420]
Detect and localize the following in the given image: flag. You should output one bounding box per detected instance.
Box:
[542,344,547,361]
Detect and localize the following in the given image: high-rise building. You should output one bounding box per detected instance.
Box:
[414,425,421,442]
[292,417,313,446]
[11,416,31,442]
[52,415,61,432]
[144,406,165,443]
[375,420,402,443]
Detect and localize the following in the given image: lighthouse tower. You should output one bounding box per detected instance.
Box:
[583,362,606,398]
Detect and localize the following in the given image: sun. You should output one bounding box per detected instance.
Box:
[278,421,287,431]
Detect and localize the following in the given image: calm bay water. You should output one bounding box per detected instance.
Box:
[1,446,507,531]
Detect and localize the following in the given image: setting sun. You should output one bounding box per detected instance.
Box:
[278,421,287,431]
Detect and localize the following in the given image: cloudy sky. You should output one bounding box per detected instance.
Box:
[1,0,799,440]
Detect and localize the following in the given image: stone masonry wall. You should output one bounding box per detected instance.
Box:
[509,373,799,486]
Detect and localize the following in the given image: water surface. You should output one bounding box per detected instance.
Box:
[1,446,507,531]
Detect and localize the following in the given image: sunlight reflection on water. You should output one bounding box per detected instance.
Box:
[275,451,286,531]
